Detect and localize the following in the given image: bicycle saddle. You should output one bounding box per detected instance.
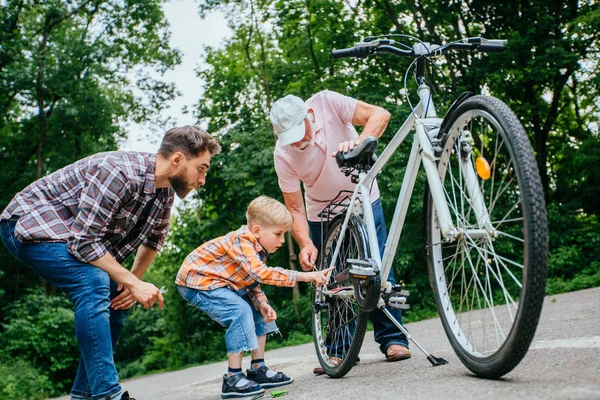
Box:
[335,136,378,169]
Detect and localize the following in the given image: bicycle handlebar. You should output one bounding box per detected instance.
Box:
[332,37,507,60]
[332,47,370,59]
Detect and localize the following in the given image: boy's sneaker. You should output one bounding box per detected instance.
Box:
[246,366,294,388]
[221,373,265,399]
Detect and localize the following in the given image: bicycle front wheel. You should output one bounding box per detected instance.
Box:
[425,95,548,378]
[312,214,369,378]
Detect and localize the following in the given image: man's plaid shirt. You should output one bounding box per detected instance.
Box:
[175,225,298,309]
[1,151,174,263]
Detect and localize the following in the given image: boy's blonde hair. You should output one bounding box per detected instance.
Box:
[246,195,293,230]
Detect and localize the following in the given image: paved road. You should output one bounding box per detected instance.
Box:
[51,287,600,400]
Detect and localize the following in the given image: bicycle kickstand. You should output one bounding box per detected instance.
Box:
[381,306,448,367]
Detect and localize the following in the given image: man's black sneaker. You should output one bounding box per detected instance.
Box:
[246,366,294,388]
[221,373,265,399]
[121,392,135,400]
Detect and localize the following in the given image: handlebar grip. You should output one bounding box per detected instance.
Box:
[332,47,369,59]
[479,44,505,53]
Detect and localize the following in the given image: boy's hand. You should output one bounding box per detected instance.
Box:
[260,302,277,323]
[300,267,334,286]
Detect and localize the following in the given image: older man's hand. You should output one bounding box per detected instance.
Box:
[299,243,319,271]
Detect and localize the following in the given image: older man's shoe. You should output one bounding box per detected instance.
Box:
[386,345,411,362]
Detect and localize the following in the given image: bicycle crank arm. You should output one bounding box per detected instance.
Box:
[381,307,449,367]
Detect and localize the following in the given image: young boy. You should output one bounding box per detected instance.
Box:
[176,196,331,399]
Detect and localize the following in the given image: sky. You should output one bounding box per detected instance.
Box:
[119,0,232,153]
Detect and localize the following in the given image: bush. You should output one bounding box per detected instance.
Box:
[114,304,164,377]
[0,359,53,400]
[546,205,600,294]
[0,289,79,395]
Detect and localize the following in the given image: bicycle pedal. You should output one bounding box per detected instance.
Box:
[387,296,410,310]
[391,285,410,297]
[347,258,375,267]
[347,258,378,278]
[349,266,377,277]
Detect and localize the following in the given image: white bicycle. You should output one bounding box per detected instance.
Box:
[311,36,548,379]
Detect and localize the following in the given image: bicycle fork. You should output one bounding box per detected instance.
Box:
[419,120,495,242]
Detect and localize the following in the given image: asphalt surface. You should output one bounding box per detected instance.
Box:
[51,287,600,400]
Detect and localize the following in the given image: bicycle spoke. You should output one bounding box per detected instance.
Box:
[491,216,523,226]
[495,229,525,243]
[488,172,517,217]
[465,236,519,311]
[464,246,507,343]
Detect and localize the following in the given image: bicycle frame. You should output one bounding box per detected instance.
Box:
[325,82,494,293]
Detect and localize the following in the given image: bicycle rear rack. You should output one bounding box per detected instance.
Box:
[316,190,362,255]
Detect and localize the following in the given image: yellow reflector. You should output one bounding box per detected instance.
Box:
[476,156,491,180]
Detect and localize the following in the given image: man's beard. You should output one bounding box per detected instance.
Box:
[291,120,316,152]
[168,172,193,199]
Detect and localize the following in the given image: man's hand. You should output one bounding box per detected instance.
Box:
[331,139,360,157]
[111,284,137,310]
[259,302,277,323]
[128,281,165,310]
[299,244,319,271]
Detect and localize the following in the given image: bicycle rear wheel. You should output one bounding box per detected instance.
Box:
[312,214,369,378]
[425,95,548,378]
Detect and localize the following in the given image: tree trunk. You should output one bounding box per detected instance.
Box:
[286,232,300,307]
[250,0,271,108]
[34,18,52,294]
[35,19,50,181]
[305,3,321,78]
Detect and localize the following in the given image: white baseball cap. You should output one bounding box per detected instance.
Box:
[269,95,308,146]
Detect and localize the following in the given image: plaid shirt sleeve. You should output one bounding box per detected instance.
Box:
[226,234,298,288]
[68,166,131,263]
[247,285,269,310]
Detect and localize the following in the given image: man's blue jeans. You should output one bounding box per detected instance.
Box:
[308,198,408,354]
[0,221,127,399]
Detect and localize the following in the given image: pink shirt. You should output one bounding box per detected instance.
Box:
[274,90,380,221]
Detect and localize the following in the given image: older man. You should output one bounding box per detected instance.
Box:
[0,126,221,400]
[269,91,410,374]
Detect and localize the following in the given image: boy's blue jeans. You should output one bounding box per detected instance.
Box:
[308,198,409,354]
[177,285,278,354]
[0,221,126,399]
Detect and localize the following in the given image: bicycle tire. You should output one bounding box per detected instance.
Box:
[312,213,369,378]
[424,95,548,378]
